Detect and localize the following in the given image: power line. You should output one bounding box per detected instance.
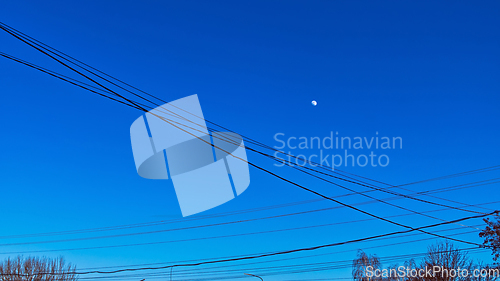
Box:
[0,21,494,249]
[0,193,495,253]
[0,211,493,277]
[0,22,493,218]
[77,224,483,274]
[0,39,493,222]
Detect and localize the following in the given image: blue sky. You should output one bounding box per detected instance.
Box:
[1,1,499,280]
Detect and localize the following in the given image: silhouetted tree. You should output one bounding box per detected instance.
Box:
[352,241,497,281]
[353,250,382,281]
[0,256,77,281]
[418,241,473,281]
[480,213,500,262]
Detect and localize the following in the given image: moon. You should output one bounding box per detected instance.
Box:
[311,100,317,106]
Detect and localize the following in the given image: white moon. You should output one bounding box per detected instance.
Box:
[311,100,317,106]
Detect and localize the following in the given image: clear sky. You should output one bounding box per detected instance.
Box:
[1,1,499,280]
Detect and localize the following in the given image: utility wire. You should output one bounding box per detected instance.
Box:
[0,212,494,277]
[0,21,494,249]
[0,38,493,220]
[0,21,493,217]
